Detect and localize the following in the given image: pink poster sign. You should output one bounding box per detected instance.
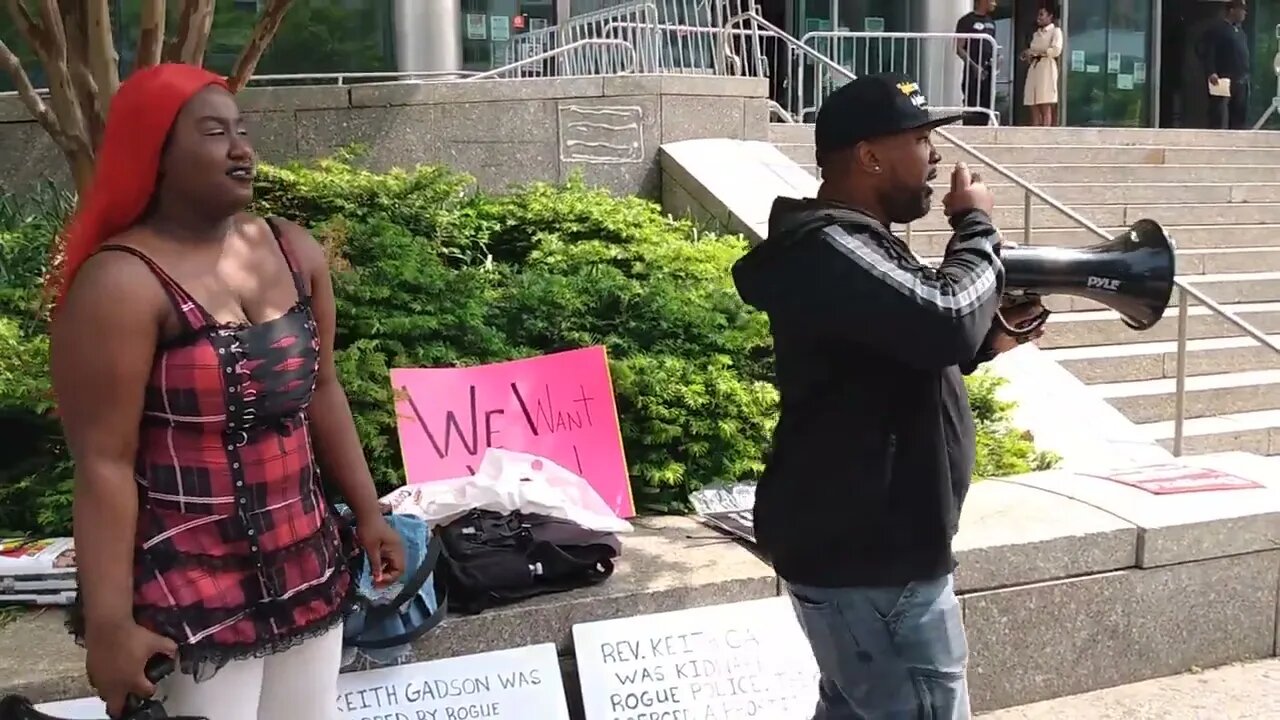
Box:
[390,346,635,518]
[1082,463,1264,495]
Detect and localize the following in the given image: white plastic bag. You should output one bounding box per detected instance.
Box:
[380,448,633,533]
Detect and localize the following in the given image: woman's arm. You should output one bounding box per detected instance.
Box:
[51,252,163,632]
[274,219,404,583]
[1046,28,1064,59]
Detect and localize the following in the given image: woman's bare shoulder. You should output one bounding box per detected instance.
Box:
[244,213,327,274]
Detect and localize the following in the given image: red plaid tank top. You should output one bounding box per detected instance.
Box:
[71,219,354,676]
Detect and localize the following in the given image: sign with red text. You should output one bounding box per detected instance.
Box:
[573,597,820,719]
[391,346,634,517]
[1083,463,1265,495]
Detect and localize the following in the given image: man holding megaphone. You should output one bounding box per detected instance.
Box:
[732,72,1047,720]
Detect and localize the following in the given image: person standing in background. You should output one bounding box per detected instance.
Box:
[1200,0,1251,129]
[1021,4,1063,127]
[955,0,999,126]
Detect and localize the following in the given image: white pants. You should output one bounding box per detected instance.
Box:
[159,624,342,720]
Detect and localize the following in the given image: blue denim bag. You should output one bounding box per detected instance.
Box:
[340,511,448,661]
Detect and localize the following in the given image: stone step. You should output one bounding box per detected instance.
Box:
[942,145,1280,166]
[767,123,1280,148]
[1139,408,1280,455]
[908,223,1280,257]
[789,164,1280,204]
[1042,335,1280,384]
[1038,300,1280,348]
[970,163,1280,184]
[1093,367,1280,423]
[902,202,1280,233]
[775,142,1280,168]
[1036,271,1280,313]
[945,182,1280,205]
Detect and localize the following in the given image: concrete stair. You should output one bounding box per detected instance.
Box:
[769,123,1280,459]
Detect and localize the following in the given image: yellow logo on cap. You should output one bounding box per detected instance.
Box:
[897,80,928,107]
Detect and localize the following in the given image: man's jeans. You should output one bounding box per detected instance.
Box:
[788,574,971,720]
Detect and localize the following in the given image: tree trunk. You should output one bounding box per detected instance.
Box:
[135,0,166,69]
[66,146,95,196]
[168,0,216,66]
[85,0,119,111]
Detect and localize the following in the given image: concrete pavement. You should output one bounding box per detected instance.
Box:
[980,659,1280,719]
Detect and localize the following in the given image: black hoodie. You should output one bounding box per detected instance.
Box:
[732,197,1006,588]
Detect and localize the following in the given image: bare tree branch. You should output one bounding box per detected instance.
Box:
[55,1,103,147]
[227,0,295,92]
[168,0,215,66]
[85,0,118,101]
[135,0,165,69]
[0,37,64,147]
[33,0,92,161]
[6,0,45,54]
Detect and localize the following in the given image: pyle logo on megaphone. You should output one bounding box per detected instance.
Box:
[1086,275,1123,291]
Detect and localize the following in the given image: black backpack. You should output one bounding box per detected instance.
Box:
[438,509,620,615]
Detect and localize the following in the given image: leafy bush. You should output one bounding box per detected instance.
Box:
[0,183,74,534]
[1,159,1054,534]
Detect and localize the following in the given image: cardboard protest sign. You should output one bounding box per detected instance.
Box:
[391,346,634,517]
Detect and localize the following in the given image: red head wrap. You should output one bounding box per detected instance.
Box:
[49,63,228,307]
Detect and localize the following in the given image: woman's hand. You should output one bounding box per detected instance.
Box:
[357,513,406,587]
[85,619,177,718]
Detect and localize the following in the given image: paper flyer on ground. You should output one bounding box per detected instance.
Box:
[0,536,78,605]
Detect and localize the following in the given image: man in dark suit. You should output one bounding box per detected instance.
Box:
[955,0,999,126]
[1200,0,1251,129]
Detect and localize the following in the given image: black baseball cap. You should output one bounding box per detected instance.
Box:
[814,72,964,168]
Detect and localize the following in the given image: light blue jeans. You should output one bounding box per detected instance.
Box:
[787,574,972,720]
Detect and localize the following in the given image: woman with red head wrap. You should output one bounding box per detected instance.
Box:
[48,64,404,720]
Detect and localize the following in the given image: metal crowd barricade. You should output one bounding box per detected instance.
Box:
[504,2,662,75]
[503,0,761,77]
[797,31,999,125]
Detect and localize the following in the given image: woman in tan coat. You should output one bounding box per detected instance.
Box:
[1021,5,1064,126]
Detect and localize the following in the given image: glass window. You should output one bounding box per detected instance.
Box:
[1065,0,1153,127]
[466,0,558,72]
[1,0,396,92]
[1248,1,1280,129]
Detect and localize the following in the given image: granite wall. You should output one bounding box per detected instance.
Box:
[0,75,770,199]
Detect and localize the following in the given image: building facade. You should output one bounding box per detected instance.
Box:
[0,0,1277,129]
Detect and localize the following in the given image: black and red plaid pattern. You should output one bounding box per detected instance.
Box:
[86,229,353,672]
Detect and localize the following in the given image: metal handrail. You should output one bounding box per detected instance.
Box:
[468,39,639,80]
[731,10,1280,458]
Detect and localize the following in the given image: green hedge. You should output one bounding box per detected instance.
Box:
[0,157,1056,535]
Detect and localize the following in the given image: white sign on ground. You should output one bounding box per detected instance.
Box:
[573,596,820,720]
[33,696,103,718]
[34,644,570,720]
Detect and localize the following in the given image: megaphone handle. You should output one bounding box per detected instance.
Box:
[995,306,1052,342]
[120,654,178,718]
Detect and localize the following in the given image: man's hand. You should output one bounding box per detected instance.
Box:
[990,298,1049,355]
[942,162,995,218]
[1209,73,1220,86]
